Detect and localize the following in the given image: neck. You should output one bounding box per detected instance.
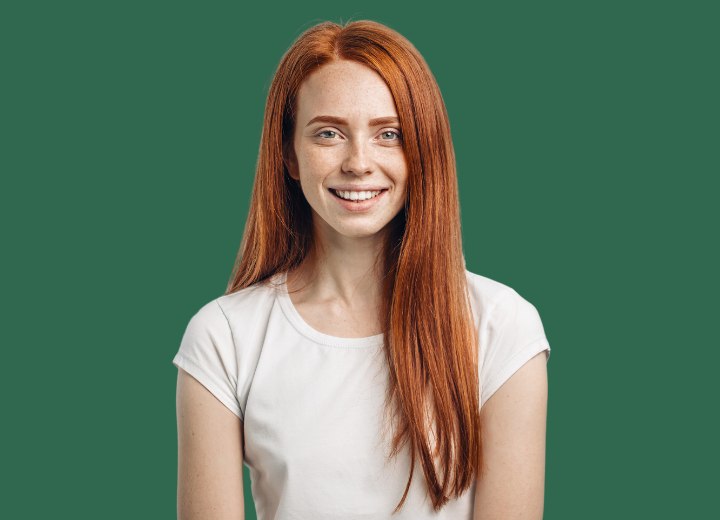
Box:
[288,221,390,309]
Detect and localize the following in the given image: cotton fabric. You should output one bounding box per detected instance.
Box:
[172,269,551,519]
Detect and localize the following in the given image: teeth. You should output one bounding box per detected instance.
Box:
[334,190,382,201]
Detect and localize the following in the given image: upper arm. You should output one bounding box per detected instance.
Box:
[176,368,245,520]
[473,351,549,520]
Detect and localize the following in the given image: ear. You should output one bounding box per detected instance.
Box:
[283,141,300,181]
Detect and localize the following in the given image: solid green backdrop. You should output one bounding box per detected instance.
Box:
[2,1,717,518]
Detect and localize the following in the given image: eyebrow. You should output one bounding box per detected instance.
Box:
[305,115,400,128]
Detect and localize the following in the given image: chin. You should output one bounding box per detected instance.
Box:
[334,225,388,239]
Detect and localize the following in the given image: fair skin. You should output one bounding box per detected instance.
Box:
[176,370,245,519]
[283,59,408,336]
[174,59,406,520]
[290,59,549,518]
[473,351,549,519]
[176,58,548,519]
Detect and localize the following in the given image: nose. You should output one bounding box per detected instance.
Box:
[341,139,373,175]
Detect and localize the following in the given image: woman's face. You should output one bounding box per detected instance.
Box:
[287,59,408,240]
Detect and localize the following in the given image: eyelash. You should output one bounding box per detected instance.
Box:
[380,130,402,141]
[316,129,402,141]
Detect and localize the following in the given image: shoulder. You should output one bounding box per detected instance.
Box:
[464,269,518,322]
[216,275,280,319]
[464,268,545,340]
[464,268,516,301]
[465,269,551,407]
[184,275,281,337]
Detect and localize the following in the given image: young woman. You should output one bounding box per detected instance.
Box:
[173,19,551,520]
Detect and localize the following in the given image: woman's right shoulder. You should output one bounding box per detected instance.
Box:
[194,274,281,331]
[174,275,282,420]
[186,276,273,316]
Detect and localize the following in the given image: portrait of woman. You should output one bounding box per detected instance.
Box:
[173,19,551,519]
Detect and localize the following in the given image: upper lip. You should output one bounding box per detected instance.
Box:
[329,186,389,191]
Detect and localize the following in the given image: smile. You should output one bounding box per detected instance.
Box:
[330,189,385,202]
[328,188,389,212]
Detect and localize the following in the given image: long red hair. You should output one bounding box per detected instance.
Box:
[225,19,482,513]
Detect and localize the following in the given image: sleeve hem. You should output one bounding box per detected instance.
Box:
[481,338,550,409]
[173,353,244,421]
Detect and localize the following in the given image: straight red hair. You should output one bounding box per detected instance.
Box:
[225,19,482,513]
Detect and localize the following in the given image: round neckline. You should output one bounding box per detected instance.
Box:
[273,271,385,348]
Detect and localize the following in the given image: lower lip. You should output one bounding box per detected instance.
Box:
[329,189,388,212]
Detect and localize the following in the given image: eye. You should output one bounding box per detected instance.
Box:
[317,130,339,139]
[380,130,401,141]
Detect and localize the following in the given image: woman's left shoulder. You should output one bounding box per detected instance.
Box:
[463,269,548,336]
[464,268,520,316]
[464,269,552,407]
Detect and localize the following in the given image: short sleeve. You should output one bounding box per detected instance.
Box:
[172,299,243,420]
[479,288,551,408]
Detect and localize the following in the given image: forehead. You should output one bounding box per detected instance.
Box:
[295,60,398,121]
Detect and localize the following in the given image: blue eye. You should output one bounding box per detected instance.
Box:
[381,130,401,140]
[317,130,337,138]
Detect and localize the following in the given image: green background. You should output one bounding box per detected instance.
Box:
[2,1,717,518]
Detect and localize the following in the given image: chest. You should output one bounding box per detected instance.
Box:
[291,299,384,338]
[238,303,475,519]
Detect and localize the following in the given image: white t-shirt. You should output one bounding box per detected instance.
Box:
[172,269,551,519]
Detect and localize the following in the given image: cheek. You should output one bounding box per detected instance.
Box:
[298,149,340,177]
[390,157,409,183]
